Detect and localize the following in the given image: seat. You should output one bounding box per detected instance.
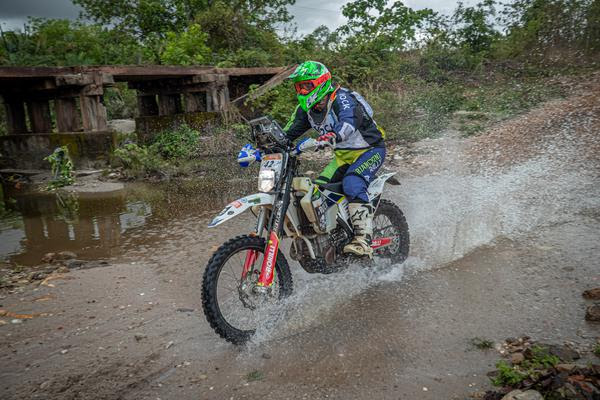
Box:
[319,181,344,194]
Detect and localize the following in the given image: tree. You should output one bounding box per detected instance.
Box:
[340,0,436,50]
[160,23,211,65]
[452,0,500,54]
[0,18,143,66]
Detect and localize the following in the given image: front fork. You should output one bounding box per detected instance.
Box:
[256,200,285,288]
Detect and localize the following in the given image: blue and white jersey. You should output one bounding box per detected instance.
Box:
[284,87,385,151]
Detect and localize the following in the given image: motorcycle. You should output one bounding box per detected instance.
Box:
[202,116,410,344]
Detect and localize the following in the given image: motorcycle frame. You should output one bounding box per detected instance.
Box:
[210,142,399,289]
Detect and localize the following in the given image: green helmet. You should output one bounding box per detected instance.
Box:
[289,61,334,112]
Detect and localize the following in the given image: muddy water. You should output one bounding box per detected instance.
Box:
[0,179,253,266]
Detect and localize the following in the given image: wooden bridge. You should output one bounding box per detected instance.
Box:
[0,65,293,170]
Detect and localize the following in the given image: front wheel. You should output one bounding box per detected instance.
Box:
[372,199,410,263]
[201,235,293,345]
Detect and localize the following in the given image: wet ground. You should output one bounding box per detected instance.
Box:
[1,81,599,399]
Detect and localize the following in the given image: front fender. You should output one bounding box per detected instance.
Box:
[208,193,275,228]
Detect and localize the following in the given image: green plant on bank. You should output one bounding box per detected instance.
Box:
[593,343,600,357]
[471,337,494,350]
[493,360,528,386]
[113,143,165,178]
[491,346,561,387]
[150,124,201,160]
[44,146,75,190]
[245,370,264,382]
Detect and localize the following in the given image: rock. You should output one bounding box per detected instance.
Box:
[56,251,77,260]
[108,119,136,134]
[529,344,580,361]
[176,308,195,313]
[501,390,523,400]
[585,304,600,322]
[514,391,543,400]
[469,391,486,399]
[11,319,23,324]
[60,349,68,354]
[39,380,51,390]
[56,266,70,273]
[583,288,600,300]
[511,353,525,364]
[556,363,577,372]
[134,334,147,342]
[501,390,543,400]
[261,353,271,359]
[41,253,56,263]
[165,341,174,349]
[28,272,48,281]
[65,259,85,269]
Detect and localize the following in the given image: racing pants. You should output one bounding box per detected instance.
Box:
[316,147,386,203]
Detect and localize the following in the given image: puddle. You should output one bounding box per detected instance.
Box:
[0,179,252,266]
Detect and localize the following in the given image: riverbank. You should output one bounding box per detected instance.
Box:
[1,74,599,400]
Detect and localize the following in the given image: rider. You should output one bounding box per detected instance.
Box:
[284,61,386,258]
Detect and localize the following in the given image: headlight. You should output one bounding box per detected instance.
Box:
[258,169,276,192]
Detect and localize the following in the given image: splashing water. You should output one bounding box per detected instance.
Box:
[242,124,600,347]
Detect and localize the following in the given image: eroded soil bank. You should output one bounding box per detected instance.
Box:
[1,78,599,399]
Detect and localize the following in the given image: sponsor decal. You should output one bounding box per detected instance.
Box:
[232,200,242,208]
[354,153,382,176]
[258,232,279,286]
[371,237,392,249]
[248,197,262,205]
[339,93,351,110]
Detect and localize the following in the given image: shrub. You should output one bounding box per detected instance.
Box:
[150,124,201,160]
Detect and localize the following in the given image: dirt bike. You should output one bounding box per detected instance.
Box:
[202,116,410,344]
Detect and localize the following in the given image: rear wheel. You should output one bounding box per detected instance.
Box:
[372,199,410,263]
[202,235,293,345]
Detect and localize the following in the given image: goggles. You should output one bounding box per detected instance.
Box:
[294,72,331,95]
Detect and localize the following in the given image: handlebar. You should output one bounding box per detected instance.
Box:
[291,138,334,156]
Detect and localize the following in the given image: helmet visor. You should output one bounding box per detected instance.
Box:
[295,80,316,95]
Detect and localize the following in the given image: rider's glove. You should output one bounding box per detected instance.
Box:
[294,137,312,155]
[316,132,338,147]
[237,144,261,167]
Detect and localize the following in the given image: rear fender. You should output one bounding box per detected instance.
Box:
[367,172,398,201]
[208,193,275,228]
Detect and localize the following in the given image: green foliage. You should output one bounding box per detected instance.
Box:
[524,346,561,369]
[491,346,560,387]
[160,24,211,65]
[245,81,297,124]
[470,337,495,350]
[44,146,75,189]
[493,360,528,386]
[112,124,205,178]
[150,124,201,160]
[594,343,600,357]
[0,18,144,66]
[113,143,164,178]
[452,0,501,55]
[245,370,264,382]
[104,84,138,119]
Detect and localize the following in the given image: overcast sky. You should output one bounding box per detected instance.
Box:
[0,0,477,35]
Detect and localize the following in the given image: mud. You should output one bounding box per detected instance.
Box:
[1,79,599,399]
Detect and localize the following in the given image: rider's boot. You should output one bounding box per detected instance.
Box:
[343,202,373,258]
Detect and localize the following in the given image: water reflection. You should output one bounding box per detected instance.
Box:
[0,179,253,266]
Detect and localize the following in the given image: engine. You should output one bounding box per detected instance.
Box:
[289,227,350,274]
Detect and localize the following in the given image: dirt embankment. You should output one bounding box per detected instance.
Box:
[0,74,599,400]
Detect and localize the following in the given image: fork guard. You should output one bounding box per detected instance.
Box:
[208,193,275,228]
